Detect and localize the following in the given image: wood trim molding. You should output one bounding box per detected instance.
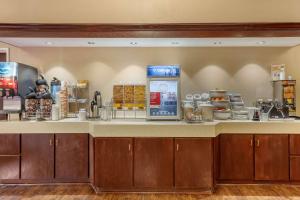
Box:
[1,23,300,38]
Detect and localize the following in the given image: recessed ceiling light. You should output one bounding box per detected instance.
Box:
[213,41,222,45]
[88,41,95,45]
[171,41,180,45]
[130,42,138,45]
[257,41,266,45]
[45,41,53,45]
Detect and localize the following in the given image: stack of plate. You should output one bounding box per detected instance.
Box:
[232,110,249,120]
[229,93,249,120]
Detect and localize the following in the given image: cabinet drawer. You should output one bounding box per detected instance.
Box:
[0,156,20,179]
[290,156,300,181]
[290,135,300,155]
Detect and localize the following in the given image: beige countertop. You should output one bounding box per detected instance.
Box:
[0,120,89,134]
[0,119,299,137]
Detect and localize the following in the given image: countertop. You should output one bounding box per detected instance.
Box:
[0,119,299,137]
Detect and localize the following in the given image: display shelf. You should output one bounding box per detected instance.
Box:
[67,80,89,118]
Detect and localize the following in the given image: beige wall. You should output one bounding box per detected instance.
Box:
[0,42,43,69]
[1,44,298,109]
[2,41,300,113]
[1,0,300,23]
[1,1,300,113]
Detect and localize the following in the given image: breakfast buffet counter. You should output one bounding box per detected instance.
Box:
[1,118,299,193]
[1,119,300,137]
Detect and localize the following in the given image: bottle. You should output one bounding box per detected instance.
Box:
[279,66,285,80]
[50,77,61,103]
[78,109,87,121]
[252,110,260,121]
[36,107,42,121]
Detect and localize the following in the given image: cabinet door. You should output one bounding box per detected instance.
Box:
[0,134,20,179]
[0,134,20,155]
[290,135,300,155]
[219,134,254,180]
[21,134,54,180]
[55,134,89,180]
[175,138,213,189]
[134,138,173,189]
[94,138,133,189]
[255,135,289,181]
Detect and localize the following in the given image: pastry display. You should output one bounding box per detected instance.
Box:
[113,85,124,109]
[134,85,146,109]
[25,99,39,115]
[211,97,226,101]
[40,99,52,118]
[113,84,146,110]
[123,85,134,109]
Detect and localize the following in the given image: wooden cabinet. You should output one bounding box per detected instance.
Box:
[0,134,20,180]
[254,135,289,181]
[94,138,133,189]
[219,134,254,180]
[289,135,300,181]
[93,137,214,191]
[218,134,289,182]
[21,134,54,180]
[21,133,89,181]
[134,138,173,189]
[174,138,213,189]
[55,134,89,180]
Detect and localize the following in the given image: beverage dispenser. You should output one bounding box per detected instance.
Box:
[0,62,38,113]
[146,65,181,120]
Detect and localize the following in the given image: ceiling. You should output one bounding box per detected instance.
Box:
[1,37,300,47]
